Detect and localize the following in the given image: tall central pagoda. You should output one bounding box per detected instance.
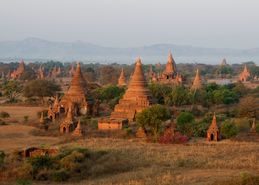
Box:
[98,58,155,130]
[60,62,93,115]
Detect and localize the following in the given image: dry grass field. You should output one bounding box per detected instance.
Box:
[0,106,258,185]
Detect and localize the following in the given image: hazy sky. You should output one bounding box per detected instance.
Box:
[0,0,259,49]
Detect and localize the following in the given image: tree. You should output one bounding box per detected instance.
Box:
[1,80,23,102]
[94,85,125,109]
[166,86,190,106]
[136,105,171,141]
[238,96,259,119]
[176,112,195,136]
[23,80,61,104]
[148,83,172,104]
[221,121,238,139]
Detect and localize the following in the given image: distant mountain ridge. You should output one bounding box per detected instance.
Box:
[0,38,258,63]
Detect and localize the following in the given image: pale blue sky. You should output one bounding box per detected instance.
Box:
[0,0,258,49]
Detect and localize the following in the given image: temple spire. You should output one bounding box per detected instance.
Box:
[191,69,202,90]
[118,68,126,86]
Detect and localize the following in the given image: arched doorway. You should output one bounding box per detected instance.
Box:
[210,133,214,141]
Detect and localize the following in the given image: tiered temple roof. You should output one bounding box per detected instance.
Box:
[207,113,220,141]
[73,120,84,136]
[152,52,182,85]
[59,106,75,133]
[118,68,126,86]
[60,62,93,115]
[239,65,251,82]
[110,57,155,121]
[191,69,202,90]
[10,60,25,79]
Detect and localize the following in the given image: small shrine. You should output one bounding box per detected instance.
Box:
[239,65,251,82]
[207,113,220,141]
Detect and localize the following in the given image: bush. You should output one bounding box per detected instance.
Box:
[0,111,10,118]
[0,151,5,166]
[16,179,32,185]
[221,121,238,139]
[23,116,29,123]
[52,169,69,182]
[176,112,195,136]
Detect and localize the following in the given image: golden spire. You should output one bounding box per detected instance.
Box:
[191,69,202,90]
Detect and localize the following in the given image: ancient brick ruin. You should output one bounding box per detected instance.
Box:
[207,113,220,141]
[191,69,202,90]
[98,57,155,130]
[118,68,126,86]
[10,60,25,79]
[239,65,251,82]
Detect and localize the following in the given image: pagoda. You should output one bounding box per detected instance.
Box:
[118,68,126,86]
[152,52,182,85]
[47,95,61,121]
[59,106,75,133]
[98,57,155,130]
[207,113,220,141]
[37,65,45,79]
[10,60,25,79]
[73,120,84,136]
[250,118,257,134]
[191,69,202,90]
[60,62,94,115]
[239,65,251,82]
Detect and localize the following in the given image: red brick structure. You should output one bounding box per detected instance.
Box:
[37,65,45,79]
[191,69,202,90]
[151,52,182,85]
[207,113,220,141]
[59,106,75,133]
[73,119,84,136]
[98,57,155,130]
[10,60,25,79]
[47,95,61,121]
[239,65,251,82]
[49,66,61,78]
[118,68,126,86]
[60,62,94,115]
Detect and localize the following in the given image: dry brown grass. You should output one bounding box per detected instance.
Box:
[0,106,258,185]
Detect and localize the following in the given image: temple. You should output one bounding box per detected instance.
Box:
[151,52,182,85]
[73,120,84,136]
[60,62,94,115]
[207,113,220,141]
[191,69,202,90]
[118,68,126,86]
[37,65,45,79]
[239,65,251,82]
[98,57,155,130]
[59,106,75,133]
[220,58,227,66]
[47,95,61,121]
[250,118,257,134]
[10,60,25,79]
[49,66,61,78]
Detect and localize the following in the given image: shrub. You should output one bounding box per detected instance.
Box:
[0,151,5,166]
[221,121,238,139]
[52,169,69,182]
[16,179,32,185]
[176,112,195,136]
[0,111,10,118]
[23,116,29,123]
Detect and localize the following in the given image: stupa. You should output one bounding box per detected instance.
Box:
[118,68,126,86]
[152,52,182,85]
[220,58,227,66]
[47,95,61,121]
[60,62,94,115]
[239,65,251,82]
[10,60,25,79]
[37,65,45,79]
[72,120,84,136]
[207,113,220,141]
[59,106,75,133]
[98,57,155,130]
[191,69,202,90]
[250,118,257,134]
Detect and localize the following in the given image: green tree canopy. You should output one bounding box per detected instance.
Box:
[1,80,23,102]
[23,80,61,103]
[136,105,171,141]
